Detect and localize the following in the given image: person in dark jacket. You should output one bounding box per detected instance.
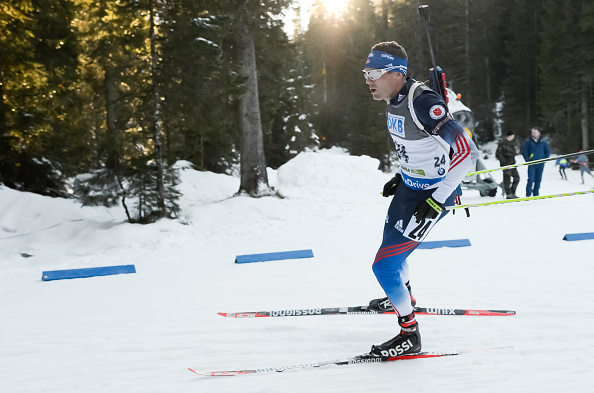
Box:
[496,130,520,199]
[521,127,550,197]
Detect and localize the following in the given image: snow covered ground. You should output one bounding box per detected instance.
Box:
[1,146,594,393]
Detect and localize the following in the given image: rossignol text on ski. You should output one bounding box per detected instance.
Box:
[189,350,460,376]
[188,346,512,377]
[217,305,516,318]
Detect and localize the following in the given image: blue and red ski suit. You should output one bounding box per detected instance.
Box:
[372,79,478,317]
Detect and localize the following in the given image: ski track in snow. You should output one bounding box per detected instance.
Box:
[1,146,594,392]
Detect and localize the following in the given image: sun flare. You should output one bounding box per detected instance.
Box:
[319,0,349,14]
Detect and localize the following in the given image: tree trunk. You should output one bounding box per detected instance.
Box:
[236,19,270,196]
[484,55,494,141]
[104,63,119,171]
[581,84,589,150]
[0,60,9,187]
[0,60,6,144]
[149,0,166,216]
[464,0,470,92]
[526,75,531,125]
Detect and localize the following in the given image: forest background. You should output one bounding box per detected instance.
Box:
[1,0,593,222]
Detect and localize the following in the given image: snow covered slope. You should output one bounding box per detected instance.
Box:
[1,148,593,392]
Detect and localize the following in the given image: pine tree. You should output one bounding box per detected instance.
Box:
[280,37,318,160]
[74,0,180,222]
[234,5,270,196]
[252,4,296,169]
[158,0,240,173]
[0,0,77,195]
[148,0,167,218]
[229,0,290,196]
[540,0,594,151]
[501,0,544,138]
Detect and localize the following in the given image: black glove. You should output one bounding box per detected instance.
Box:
[382,173,402,197]
[414,197,444,220]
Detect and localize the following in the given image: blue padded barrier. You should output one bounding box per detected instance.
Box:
[417,239,471,249]
[42,265,136,281]
[563,232,594,241]
[236,249,314,264]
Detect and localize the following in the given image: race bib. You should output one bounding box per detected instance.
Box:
[403,215,439,242]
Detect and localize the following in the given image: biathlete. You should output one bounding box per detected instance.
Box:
[572,152,594,184]
[362,41,478,357]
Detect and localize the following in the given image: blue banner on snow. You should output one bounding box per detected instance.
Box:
[563,232,594,241]
[42,265,136,281]
[417,239,471,249]
[236,249,314,264]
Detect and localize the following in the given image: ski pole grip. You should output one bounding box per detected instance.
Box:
[418,5,430,21]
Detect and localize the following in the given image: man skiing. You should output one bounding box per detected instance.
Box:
[555,157,568,180]
[572,151,594,184]
[363,41,478,358]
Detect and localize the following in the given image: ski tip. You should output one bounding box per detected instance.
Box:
[464,310,517,316]
[188,368,240,377]
[414,308,516,316]
[482,310,516,316]
[217,312,267,318]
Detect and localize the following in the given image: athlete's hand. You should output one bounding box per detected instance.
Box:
[414,197,444,220]
[382,174,402,197]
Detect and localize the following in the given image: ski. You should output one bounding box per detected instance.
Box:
[188,350,459,376]
[217,305,515,318]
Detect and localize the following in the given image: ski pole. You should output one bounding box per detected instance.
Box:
[445,189,594,211]
[418,5,448,103]
[418,5,437,70]
[467,149,594,177]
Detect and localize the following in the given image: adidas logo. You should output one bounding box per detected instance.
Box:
[395,219,404,233]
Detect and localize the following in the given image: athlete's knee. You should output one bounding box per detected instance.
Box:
[372,263,403,290]
[373,255,405,282]
[371,260,386,279]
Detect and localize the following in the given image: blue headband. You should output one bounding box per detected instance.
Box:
[365,50,407,75]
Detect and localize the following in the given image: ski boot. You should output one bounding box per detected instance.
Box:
[368,281,416,312]
[369,313,421,358]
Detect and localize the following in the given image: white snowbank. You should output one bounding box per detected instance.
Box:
[174,160,238,203]
[1,148,594,393]
[277,150,384,190]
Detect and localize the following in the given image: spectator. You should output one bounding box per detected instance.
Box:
[521,127,550,197]
[495,130,520,199]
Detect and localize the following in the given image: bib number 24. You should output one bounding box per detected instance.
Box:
[403,215,438,242]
